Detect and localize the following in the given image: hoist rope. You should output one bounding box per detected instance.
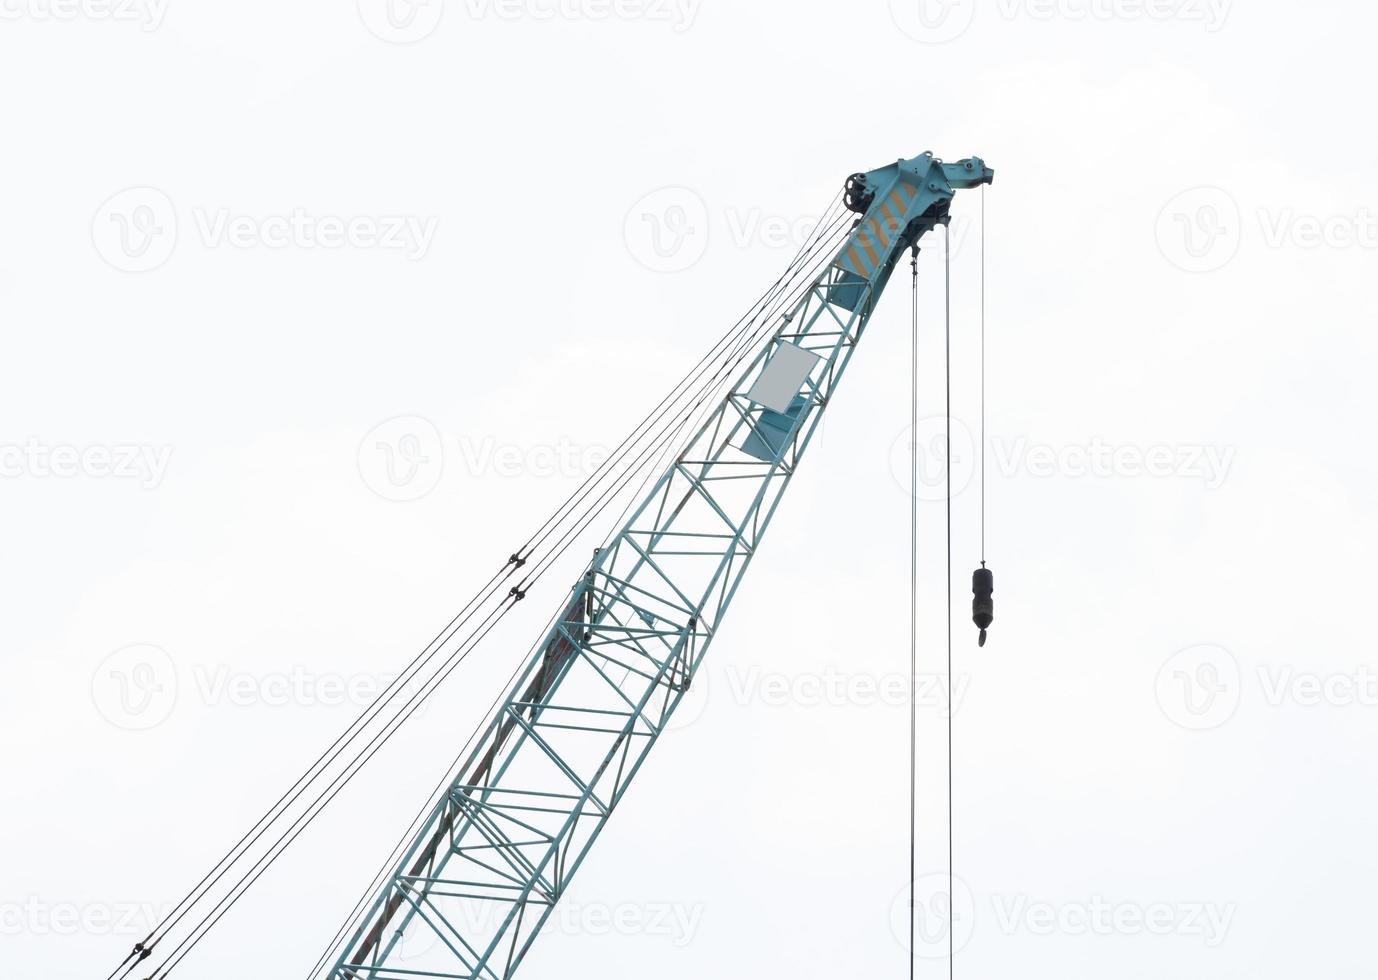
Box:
[944,222,954,980]
[907,248,919,980]
[980,184,986,568]
[114,194,857,980]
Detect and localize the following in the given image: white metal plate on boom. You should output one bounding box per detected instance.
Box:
[745,341,821,413]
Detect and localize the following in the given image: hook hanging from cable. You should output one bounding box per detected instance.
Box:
[971,183,994,648]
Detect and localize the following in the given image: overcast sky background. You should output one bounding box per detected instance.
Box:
[2,1,1375,977]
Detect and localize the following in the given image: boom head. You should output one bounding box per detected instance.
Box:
[832,152,993,311]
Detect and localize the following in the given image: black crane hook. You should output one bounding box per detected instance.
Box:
[972,565,993,647]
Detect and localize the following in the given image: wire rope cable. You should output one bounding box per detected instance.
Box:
[119,193,858,980]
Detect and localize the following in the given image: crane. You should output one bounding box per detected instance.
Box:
[104,150,994,980]
[325,151,995,979]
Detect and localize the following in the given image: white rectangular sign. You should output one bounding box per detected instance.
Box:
[745,342,820,414]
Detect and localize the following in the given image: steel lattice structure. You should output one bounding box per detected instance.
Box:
[329,152,993,980]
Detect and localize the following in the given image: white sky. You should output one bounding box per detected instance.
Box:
[2,1,1375,977]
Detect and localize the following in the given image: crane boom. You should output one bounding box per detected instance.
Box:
[330,151,993,980]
